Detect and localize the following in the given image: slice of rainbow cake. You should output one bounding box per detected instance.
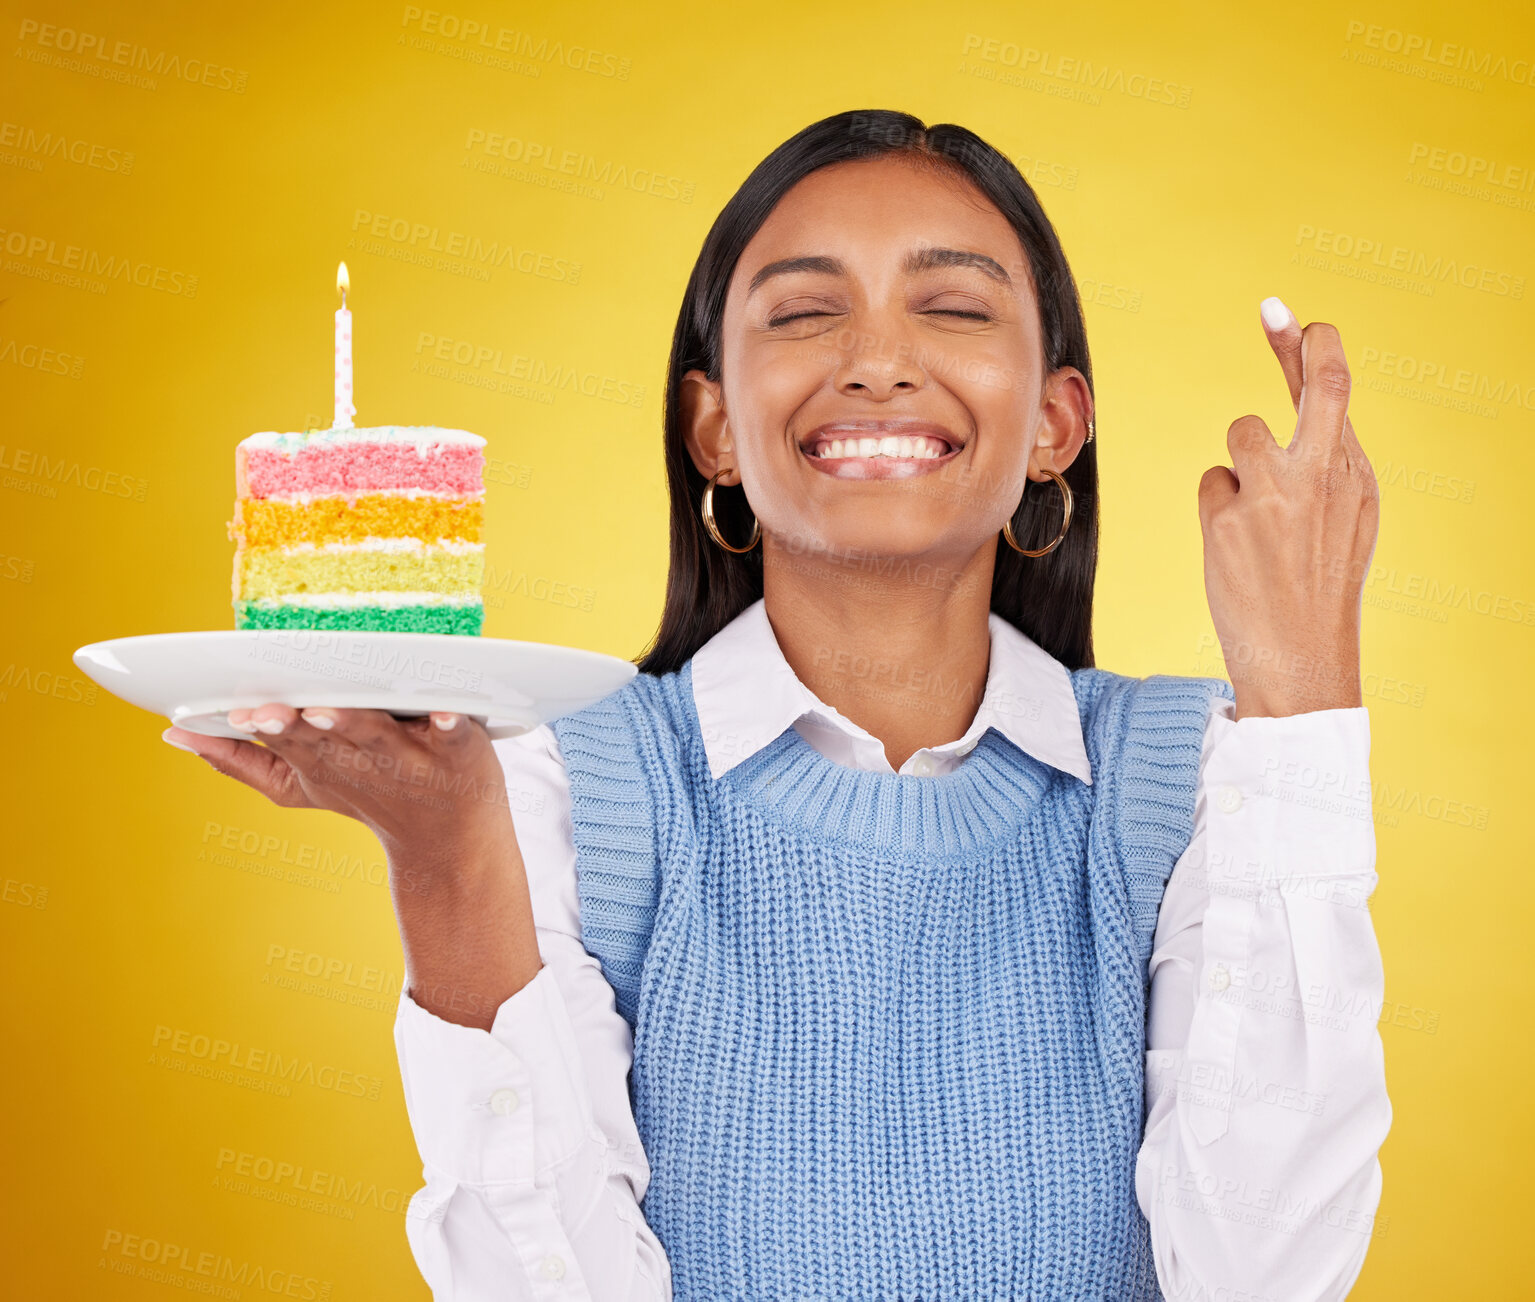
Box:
[227,425,486,634]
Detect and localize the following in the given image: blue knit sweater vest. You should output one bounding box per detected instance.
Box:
[549,658,1232,1302]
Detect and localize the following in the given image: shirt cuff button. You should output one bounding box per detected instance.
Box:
[488,1088,522,1115]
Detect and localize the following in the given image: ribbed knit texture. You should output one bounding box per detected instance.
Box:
[549,658,1233,1302]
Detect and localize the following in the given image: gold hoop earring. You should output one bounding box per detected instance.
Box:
[1002,468,1074,557]
[701,469,760,554]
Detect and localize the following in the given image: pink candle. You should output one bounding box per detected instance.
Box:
[333,261,355,429]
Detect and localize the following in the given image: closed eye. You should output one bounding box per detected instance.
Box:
[768,308,994,327]
[928,309,993,322]
[767,309,837,327]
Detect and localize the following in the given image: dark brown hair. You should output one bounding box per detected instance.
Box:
[635,109,1098,675]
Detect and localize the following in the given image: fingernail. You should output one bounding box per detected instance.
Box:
[301,710,334,730]
[162,728,199,754]
[229,718,260,733]
[256,718,286,735]
[1260,296,1293,330]
[432,714,459,730]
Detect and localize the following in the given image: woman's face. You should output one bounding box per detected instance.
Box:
[683,152,1091,572]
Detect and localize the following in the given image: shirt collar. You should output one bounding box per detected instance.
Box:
[689,597,1092,785]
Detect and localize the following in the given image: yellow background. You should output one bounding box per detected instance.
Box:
[4,0,1530,1295]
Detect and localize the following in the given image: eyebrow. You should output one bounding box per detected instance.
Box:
[746,247,1013,297]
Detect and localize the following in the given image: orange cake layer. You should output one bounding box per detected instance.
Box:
[229,493,484,549]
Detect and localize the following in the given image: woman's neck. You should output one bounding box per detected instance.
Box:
[761,547,996,771]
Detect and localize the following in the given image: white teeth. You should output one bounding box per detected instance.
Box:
[811,433,952,459]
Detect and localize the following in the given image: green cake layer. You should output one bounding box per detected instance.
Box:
[235,600,484,635]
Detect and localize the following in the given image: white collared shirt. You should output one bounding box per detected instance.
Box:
[690,597,1094,783]
[393,598,1389,1302]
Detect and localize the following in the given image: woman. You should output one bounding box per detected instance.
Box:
[165,110,1389,1300]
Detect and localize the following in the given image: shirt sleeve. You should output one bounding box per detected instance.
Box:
[393,722,673,1301]
[1136,696,1391,1302]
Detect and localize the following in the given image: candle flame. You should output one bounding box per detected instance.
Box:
[336,261,350,301]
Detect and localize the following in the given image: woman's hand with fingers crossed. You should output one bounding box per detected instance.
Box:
[1198,297,1381,720]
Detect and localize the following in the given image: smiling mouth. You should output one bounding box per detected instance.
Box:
[800,425,963,480]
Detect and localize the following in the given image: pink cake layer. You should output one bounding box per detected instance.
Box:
[239,443,485,499]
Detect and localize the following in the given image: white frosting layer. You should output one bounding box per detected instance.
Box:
[245,592,482,609]
[256,487,485,505]
[240,425,486,454]
[276,538,484,557]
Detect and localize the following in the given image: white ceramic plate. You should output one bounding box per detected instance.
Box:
[72,630,638,741]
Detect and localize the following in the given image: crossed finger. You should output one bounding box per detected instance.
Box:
[1259,296,1360,469]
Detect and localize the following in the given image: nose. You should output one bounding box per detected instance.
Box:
[837,369,921,399]
[831,320,927,400]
